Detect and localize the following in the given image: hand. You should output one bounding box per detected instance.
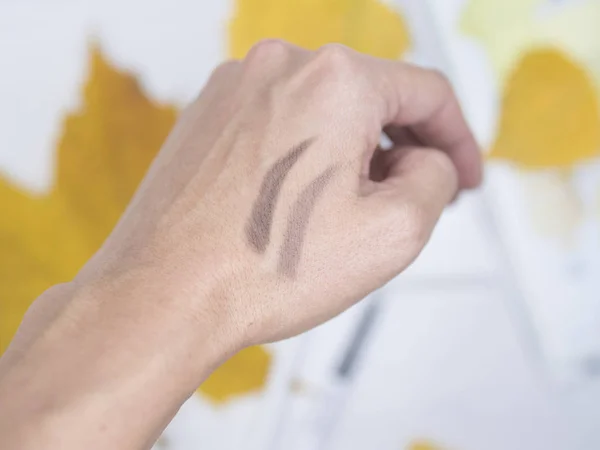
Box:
[85,41,480,347]
[0,41,481,450]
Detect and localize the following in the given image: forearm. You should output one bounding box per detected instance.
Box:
[0,277,233,450]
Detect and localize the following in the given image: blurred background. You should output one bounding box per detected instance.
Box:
[1,0,600,449]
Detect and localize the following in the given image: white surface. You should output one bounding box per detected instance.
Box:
[429,0,600,381]
[331,284,570,450]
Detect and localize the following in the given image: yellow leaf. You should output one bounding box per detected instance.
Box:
[490,48,600,168]
[55,47,178,248]
[1,44,272,404]
[1,45,176,352]
[229,0,410,60]
[198,346,272,404]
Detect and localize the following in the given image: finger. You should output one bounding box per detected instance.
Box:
[383,126,422,148]
[383,126,465,204]
[368,59,482,189]
[377,146,459,235]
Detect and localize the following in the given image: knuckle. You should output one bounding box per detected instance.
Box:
[244,39,289,68]
[430,151,457,181]
[416,150,459,194]
[428,150,456,179]
[317,44,353,65]
[406,149,456,184]
[307,44,369,102]
[314,44,356,77]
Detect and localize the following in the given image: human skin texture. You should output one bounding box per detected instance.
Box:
[245,137,315,253]
[0,40,481,450]
[277,164,337,277]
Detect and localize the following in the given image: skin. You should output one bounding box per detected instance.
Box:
[246,137,314,253]
[277,165,337,277]
[0,40,482,450]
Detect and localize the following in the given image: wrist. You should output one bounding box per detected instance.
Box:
[72,266,242,388]
[0,269,240,449]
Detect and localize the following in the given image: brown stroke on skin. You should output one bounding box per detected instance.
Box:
[245,138,315,252]
[278,166,337,278]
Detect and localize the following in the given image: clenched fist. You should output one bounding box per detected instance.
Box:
[0,41,481,450]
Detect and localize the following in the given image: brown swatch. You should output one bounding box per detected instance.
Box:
[245,138,315,253]
[278,166,336,277]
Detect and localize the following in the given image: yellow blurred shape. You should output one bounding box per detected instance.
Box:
[408,440,446,450]
[461,0,539,39]
[229,0,410,59]
[199,345,272,403]
[490,48,600,168]
[460,0,600,96]
[0,45,177,353]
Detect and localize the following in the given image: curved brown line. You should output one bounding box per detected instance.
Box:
[245,138,315,253]
[246,138,314,253]
[278,166,336,278]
